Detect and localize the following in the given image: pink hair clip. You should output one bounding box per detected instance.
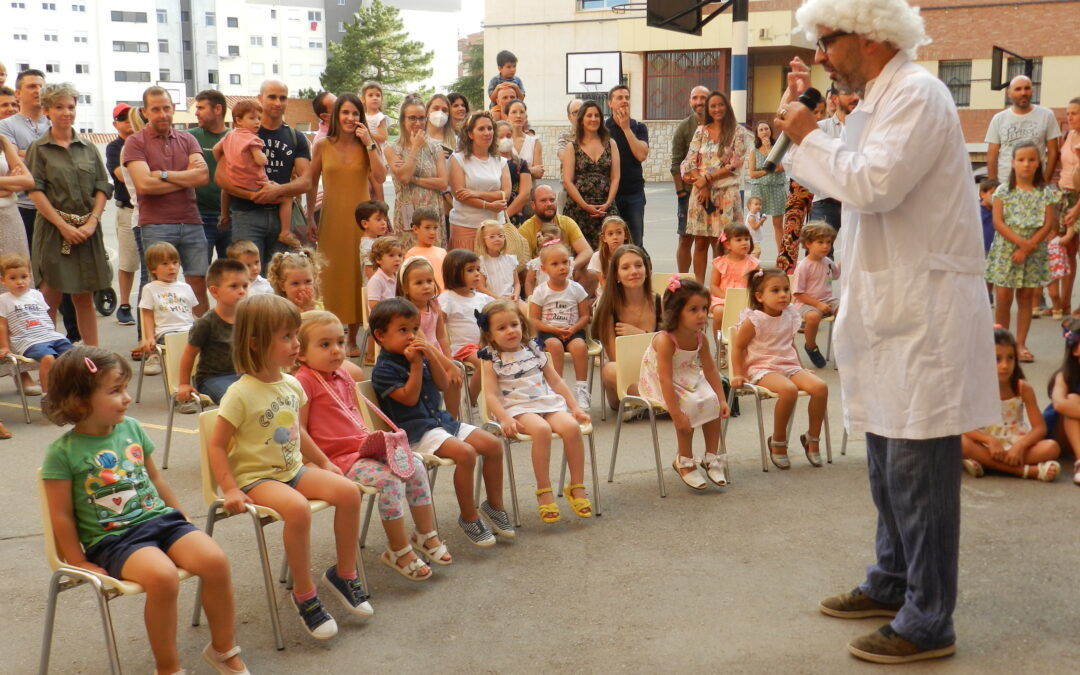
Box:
[719,231,728,243]
[84,357,98,373]
[667,276,682,293]
[753,269,764,279]
[541,237,562,248]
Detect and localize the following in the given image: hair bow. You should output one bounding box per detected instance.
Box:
[474,309,490,333]
[719,231,728,244]
[1062,324,1080,349]
[992,323,1004,330]
[541,237,562,248]
[666,276,682,293]
[753,269,764,279]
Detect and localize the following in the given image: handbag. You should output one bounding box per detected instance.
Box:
[311,370,414,479]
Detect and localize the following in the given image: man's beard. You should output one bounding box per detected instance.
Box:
[537,208,557,221]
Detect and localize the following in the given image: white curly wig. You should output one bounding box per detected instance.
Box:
[795,0,931,60]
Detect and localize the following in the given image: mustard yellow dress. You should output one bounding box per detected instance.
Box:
[317,139,370,325]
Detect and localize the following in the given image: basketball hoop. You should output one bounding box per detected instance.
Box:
[611,2,645,15]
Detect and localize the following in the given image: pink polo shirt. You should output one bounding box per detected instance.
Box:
[122,126,203,226]
[294,364,370,473]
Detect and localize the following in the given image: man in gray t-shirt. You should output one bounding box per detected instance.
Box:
[985,75,1060,182]
[0,69,50,253]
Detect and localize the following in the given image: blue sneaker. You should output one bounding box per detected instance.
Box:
[115,304,135,326]
[457,516,496,547]
[479,501,516,540]
[804,344,827,368]
[321,565,374,617]
[292,593,337,640]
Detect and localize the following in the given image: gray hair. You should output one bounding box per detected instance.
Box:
[41,82,80,109]
[796,0,931,60]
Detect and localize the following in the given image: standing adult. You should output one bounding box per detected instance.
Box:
[0,87,17,120]
[385,95,448,239]
[305,93,385,351]
[1059,98,1080,317]
[447,92,470,143]
[494,120,532,225]
[188,90,231,266]
[0,69,48,254]
[24,83,112,347]
[747,122,789,253]
[124,85,210,316]
[448,111,510,251]
[670,86,710,274]
[986,75,1060,183]
[518,185,595,292]
[680,90,752,283]
[0,134,32,256]
[776,0,997,663]
[215,79,311,272]
[104,104,138,326]
[505,99,543,180]
[605,85,649,247]
[560,100,620,248]
[425,93,455,160]
[556,98,584,213]
[809,88,860,230]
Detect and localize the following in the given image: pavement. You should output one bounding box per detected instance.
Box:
[3,183,1077,674]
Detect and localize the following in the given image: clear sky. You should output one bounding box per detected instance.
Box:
[397,3,484,93]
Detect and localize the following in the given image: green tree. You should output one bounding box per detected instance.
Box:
[320,0,434,115]
[448,40,484,111]
[296,87,318,100]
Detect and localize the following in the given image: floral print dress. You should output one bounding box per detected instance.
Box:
[982,395,1028,447]
[680,125,753,239]
[985,184,1055,289]
[390,137,445,244]
[638,331,721,426]
[562,140,618,247]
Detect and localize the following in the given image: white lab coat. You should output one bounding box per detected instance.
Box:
[786,52,999,440]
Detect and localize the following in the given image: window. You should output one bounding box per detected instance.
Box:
[114,71,151,82]
[156,8,166,23]
[227,16,238,28]
[44,31,58,42]
[251,62,265,75]
[271,36,278,46]
[310,64,321,77]
[71,4,85,11]
[337,21,345,33]
[337,0,345,5]
[230,74,241,85]
[73,32,87,43]
[181,10,189,22]
[272,63,279,74]
[183,40,192,51]
[184,69,193,79]
[77,93,90,104]
[250,35,263,47]
[228,45,240,57]
[308,10,321,21]
[208,70,218,84]
[579,0,621,8]
[112,41,149,53]
[159,69,170,80]
[644,50,727,120]
[158,39,169,53]
[110,10,147,23]
[206,41,217,55]
[205,11,215,26]
[11,2,25,7]
[938,60,971,108]
[1006,57,1043,104]
[42,2,55,8]
[16,63,29,72]
[288,36,300,49]
[13,32,27,41]
[270,9,276,18]
[75,63,89,74]
[45,62,59,73]
[289,63,302,76]
[308,40,323,49]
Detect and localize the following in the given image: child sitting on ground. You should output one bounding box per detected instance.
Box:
[208,294,371,641]
[962,326,1060,481]
[42,347,248,674]
[0,252,72,397]
[792,221,841,368]
[1043,319,1080,485]
[177,258,249,407]
[214,100,299,249]
[138,242,198,410]
[370,297,512,546]
[268,248,324,313]
[529,239,591,410]
[406,207,447,289]
[356,200,390,280]
[227,239,273,296]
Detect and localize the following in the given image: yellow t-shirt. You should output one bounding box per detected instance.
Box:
[218,373,307,488]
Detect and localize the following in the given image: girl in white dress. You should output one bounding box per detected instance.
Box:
[639,277,730,490]
[478,300,593,523]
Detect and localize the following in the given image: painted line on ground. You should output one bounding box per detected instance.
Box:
[0,401,197,434]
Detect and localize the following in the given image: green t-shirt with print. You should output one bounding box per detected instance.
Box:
[41,417,173,549]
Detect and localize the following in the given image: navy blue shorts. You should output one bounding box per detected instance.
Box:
[538,330,586,347]
[83,510,198,579]
[24,338,74,362]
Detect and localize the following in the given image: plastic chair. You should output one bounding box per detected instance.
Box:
[161,331,213,470]
[722,326,832,471]
[192,410,370,650]
[605,332,668,497]
[714,287,749,365]
[134,322,168,405]
[37,469,194,674]
[477,355,602,527]
[356,286,371,364]
[1,353,38,423]
[650,272,695,298]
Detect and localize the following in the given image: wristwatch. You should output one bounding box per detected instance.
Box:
[158,170,169,182]
[367,142,377,151]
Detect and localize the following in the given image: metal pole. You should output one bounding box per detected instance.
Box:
[730,0,749,124]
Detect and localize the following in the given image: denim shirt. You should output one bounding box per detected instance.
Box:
[371,351,460,444]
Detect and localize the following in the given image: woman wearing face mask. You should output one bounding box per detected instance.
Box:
[494,120,532,224]
[385,95,449,239]
[425,94,455,161]
[448,111,511,250]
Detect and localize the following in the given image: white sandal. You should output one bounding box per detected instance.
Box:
[1022,460,1060,482]
[700,452,729,486]
[381,543,431,581]
[768,437,790,470]
[800,434,822,467]
[672,454,707,490]
[202,644,250,675]
[411,529,453,565]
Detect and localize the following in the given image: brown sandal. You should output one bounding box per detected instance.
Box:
[0,422,11,440]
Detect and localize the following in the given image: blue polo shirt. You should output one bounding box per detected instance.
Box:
[371,351,460,444]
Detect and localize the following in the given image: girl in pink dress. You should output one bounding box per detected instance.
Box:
[731,268,828,470]
[709,223,760,330]
[639,278,730,490]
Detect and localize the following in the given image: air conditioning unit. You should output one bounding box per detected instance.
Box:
[758,28,770,40]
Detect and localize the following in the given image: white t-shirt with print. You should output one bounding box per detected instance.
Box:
[138,280,197,339]
[985,106,1061,181]
[529,280,588,328]
[0,289,65,353]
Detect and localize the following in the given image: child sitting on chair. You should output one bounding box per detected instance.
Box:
[0,252,73,396]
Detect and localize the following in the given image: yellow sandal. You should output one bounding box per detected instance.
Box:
[535,488,561,523]
[563,484,593,518]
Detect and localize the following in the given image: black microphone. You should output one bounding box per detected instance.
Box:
[762,88,823,172]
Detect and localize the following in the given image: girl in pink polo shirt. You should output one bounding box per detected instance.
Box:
[295,311,451,581]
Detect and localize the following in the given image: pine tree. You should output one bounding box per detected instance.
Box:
[448,40,484,111]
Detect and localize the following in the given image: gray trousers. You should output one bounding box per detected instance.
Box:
[860,432,961,650]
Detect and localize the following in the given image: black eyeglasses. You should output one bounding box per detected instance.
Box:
[816,31,851,53]
[405,115,426,122]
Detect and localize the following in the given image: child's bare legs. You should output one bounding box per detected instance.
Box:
[119,547,184,674]
[803,309,824,349]
[435,431,505,519]
[277,199,301,248]
[601,361,619,410]
[702,417,722,456]
[247,481,319,593]
[790,370,827,454]
[1047,280,1062,314]
[38,354,55,393]
[464,353,482,405]
[444,376,463,418]
[544,337,566,374]
[994,286,1015,330]
[711,305,725,333]
[566,337,588,381]
[294,468,360,576]
[757,373,797,455]
[962,436,1061,478]
[466,429,505,509]
[1014,287,1036,354]
[517,413,556,505]
[347,323,361,355]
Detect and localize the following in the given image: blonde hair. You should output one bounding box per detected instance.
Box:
[474,220,506,257]
[232,294,301,375]
[0,251,30,274]
[267,247,324,298]
[298,309,342,356]
[144,242,180,278]
[369,236,404,266]
[478,299,532,349]
[226,239,260,260]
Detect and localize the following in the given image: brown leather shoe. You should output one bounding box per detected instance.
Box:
[848,625,956,664]
[819,587,902,619]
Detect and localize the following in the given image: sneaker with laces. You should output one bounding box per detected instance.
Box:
[321,565,374,617]
[819,587,903,619]
[143,354,162,376]
[292,593,338,640]
[479,500,516,539]
[458,516,496,547]
[176,397,201,414]
[804,344,827,368]
[848,625,956,664]
[574,382,591,411]
[115,304,135,326]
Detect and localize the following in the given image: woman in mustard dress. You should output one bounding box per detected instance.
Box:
[306,93,386,353]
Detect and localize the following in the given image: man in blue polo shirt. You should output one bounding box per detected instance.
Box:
[604,84,649,248]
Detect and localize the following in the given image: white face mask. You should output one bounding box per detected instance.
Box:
[497,138,513,153]
[428,110,448,128]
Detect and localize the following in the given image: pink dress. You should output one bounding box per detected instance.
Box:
[638,331,721,426]
[738,306,803,383]
[710,254,760,309]
[418,297,441,345]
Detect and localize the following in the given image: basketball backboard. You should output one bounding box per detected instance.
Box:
[566,52,623,95]
[155,81,188,111]
[644,0,732,36]
[990,46,1033,91]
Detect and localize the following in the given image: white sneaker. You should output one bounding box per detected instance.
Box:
[574,382,591,411]
[143,354,162,376]
[621,406,646,423]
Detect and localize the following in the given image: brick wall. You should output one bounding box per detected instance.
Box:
[918,2,1080,59]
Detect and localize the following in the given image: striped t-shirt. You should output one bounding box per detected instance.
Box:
[0,289,64,353]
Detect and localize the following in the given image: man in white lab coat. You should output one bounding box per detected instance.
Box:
[773,0,999,665]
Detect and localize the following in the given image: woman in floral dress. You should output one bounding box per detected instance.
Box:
[385,96,448,243]
[560,100,620,248]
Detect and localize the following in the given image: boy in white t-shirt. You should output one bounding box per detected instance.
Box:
[0,252,73,395]
[744,195,766,258]
[138,242,198,378]
[792,221,841,369]
[528,241,591,409]
[227,239,273,296]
